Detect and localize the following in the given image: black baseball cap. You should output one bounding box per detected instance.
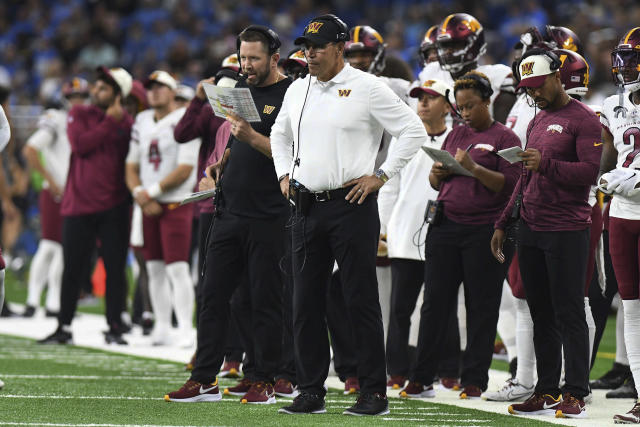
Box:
[295,17,344,46]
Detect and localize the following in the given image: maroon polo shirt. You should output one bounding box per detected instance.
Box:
[495,98,601,231]
[62,105,132,216]
[438,121,520,225]
[174,97,225,214]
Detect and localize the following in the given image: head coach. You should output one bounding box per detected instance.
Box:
[491,49,601,419]
[270,14,427,416]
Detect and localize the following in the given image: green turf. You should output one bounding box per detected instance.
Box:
[0,335,564,426]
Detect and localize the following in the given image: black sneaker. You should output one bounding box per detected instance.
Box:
[104,330,128,345]
[38,328,72,344]
[343,392,389,416]
[1,304,18,317]
[278,391,326,414]
[45,309,59,318]
[590,362,631,390]
[606,377,637,399]
[22,305,36,318]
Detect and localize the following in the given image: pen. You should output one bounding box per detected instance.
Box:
[465,144,474,152]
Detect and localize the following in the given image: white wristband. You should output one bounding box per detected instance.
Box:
[146,182,162,199]
[132,185,144,197]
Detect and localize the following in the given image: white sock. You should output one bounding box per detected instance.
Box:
[515,297,536,388]
[146,260,171,332]
[497,281,517,361]
[617,300,629,365]
[26,240,59,307]
[622,299,640,397]
[44,242,63,312]
[585,297,596,363]
[166,261,195,332]
[458,286,467,351]
[0,269,5,311]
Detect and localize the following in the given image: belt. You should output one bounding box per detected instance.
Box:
[307,186,353,202]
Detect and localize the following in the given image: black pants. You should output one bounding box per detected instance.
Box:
[412,218,511,390]
[518,221,590,398]
[291,195,386,396]
[197,212,244,363]
[191,210,284,384]
[326,272,358,381]
[59,201,130,330]
[278,233,296,383]
[387,258,460,378]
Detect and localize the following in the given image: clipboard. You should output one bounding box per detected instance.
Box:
[421,146,473,177]
[180,189,216,205]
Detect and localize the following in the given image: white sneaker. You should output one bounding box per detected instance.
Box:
[482,378,534,402]
[0,378,4,389]
[151,327,170,346]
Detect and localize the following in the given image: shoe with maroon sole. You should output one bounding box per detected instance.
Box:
[274,378,299,398]
[240,381,276,404]
[164,379,222,402]
[459,385,482,400]
[508,392,561,416]
[344,377,360,395]
[555,393,586,419]
[224,377,252,396]
[387,376,406,390]
[400,382,435,398]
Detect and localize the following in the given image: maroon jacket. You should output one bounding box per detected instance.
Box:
[62,105,132,216]
[438,121,520,225]
[174,97,226,214]
[495,99,601,231]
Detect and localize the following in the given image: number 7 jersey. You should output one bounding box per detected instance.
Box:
[601,92,640,219]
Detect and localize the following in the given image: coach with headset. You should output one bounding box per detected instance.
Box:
[165,25,291,404]
[270,14,426,416]
[492,49,601,417]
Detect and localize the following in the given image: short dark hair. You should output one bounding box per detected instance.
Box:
[96,75,121,96]
[239,30,279,55]
[453,70,493,100]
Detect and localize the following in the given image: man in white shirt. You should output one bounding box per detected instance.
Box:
[125,70,200,347]
[380,79,453,389]
[271,14,427,416]
[22,78,89,318]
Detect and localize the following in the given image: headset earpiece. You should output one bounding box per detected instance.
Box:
[236,25,282,71]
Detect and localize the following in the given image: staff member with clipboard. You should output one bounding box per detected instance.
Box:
[402,71,520,400]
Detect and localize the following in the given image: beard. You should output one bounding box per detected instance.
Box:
[245,64,271,86]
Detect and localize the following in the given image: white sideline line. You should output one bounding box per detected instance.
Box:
[0,423,208,427]
[0,375,186,381]
[2,395,159,400]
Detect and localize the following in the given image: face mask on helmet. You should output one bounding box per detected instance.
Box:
[344,26,386,74]
[612,49,640,91]
[435,14,486,73]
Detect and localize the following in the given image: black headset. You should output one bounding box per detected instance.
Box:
[305,14,349,43]
[236,25,282,71]
[516,48,561,81]
[455,73,494,99]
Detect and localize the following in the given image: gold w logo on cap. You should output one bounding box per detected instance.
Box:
[307,22,324,34]
[263,105,276,114]
[520,62,534,76]
[338,89,352,97]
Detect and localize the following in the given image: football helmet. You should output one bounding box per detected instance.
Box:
[611,27,640,92]
[420,25,439,65]
[221,53,240,72]
[62,77,89,98]
[545,25,584,56]
[553,48,589,97]
[344,25,387,74]
[282,49,308,80]
[436,13,486,73]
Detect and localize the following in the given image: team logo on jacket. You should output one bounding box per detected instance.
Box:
[547,124,563,133]
[263,105,276,114]
[520,62,535,76]
[338,89,352,97]
[474,143,495,152]
[306,22,324,34]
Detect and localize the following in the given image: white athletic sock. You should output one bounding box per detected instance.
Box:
[458,286,467,351]
[622,299,640,397]
[497,281,517,361]
[146,260,171,332]
[25,240,59,307]
[44,242,63,312]
[585,297,596,363]
[166,261,195,332]
[515,297,536,388]
[617,300,629,365]
[0,269,5,311]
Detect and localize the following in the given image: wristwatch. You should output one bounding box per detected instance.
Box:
[278,173,289,182]
[375,169,389,183]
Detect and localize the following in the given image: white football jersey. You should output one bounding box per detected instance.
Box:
[26,108,70,189]
[127,107,200,203]
[379,76,411,103]
[417,62,514,117]
[505,93,536,148]
[601,93,640,220]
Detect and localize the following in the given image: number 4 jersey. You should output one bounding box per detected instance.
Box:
[601,92,640,220]
[127,107,201,203]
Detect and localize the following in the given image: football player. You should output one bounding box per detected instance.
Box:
[599,27,640,424]
[281,49,308,81]
[0,102,10,388]
[22,78,89,318]
[125,70,200,347]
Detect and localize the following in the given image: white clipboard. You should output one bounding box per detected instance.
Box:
[202,83,261,122]
[421,146,473,177]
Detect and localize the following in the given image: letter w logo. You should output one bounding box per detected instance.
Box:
[338,89,352,97]
[307,22,324,34]
[520,62,534,77]
[263,105,276,114]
